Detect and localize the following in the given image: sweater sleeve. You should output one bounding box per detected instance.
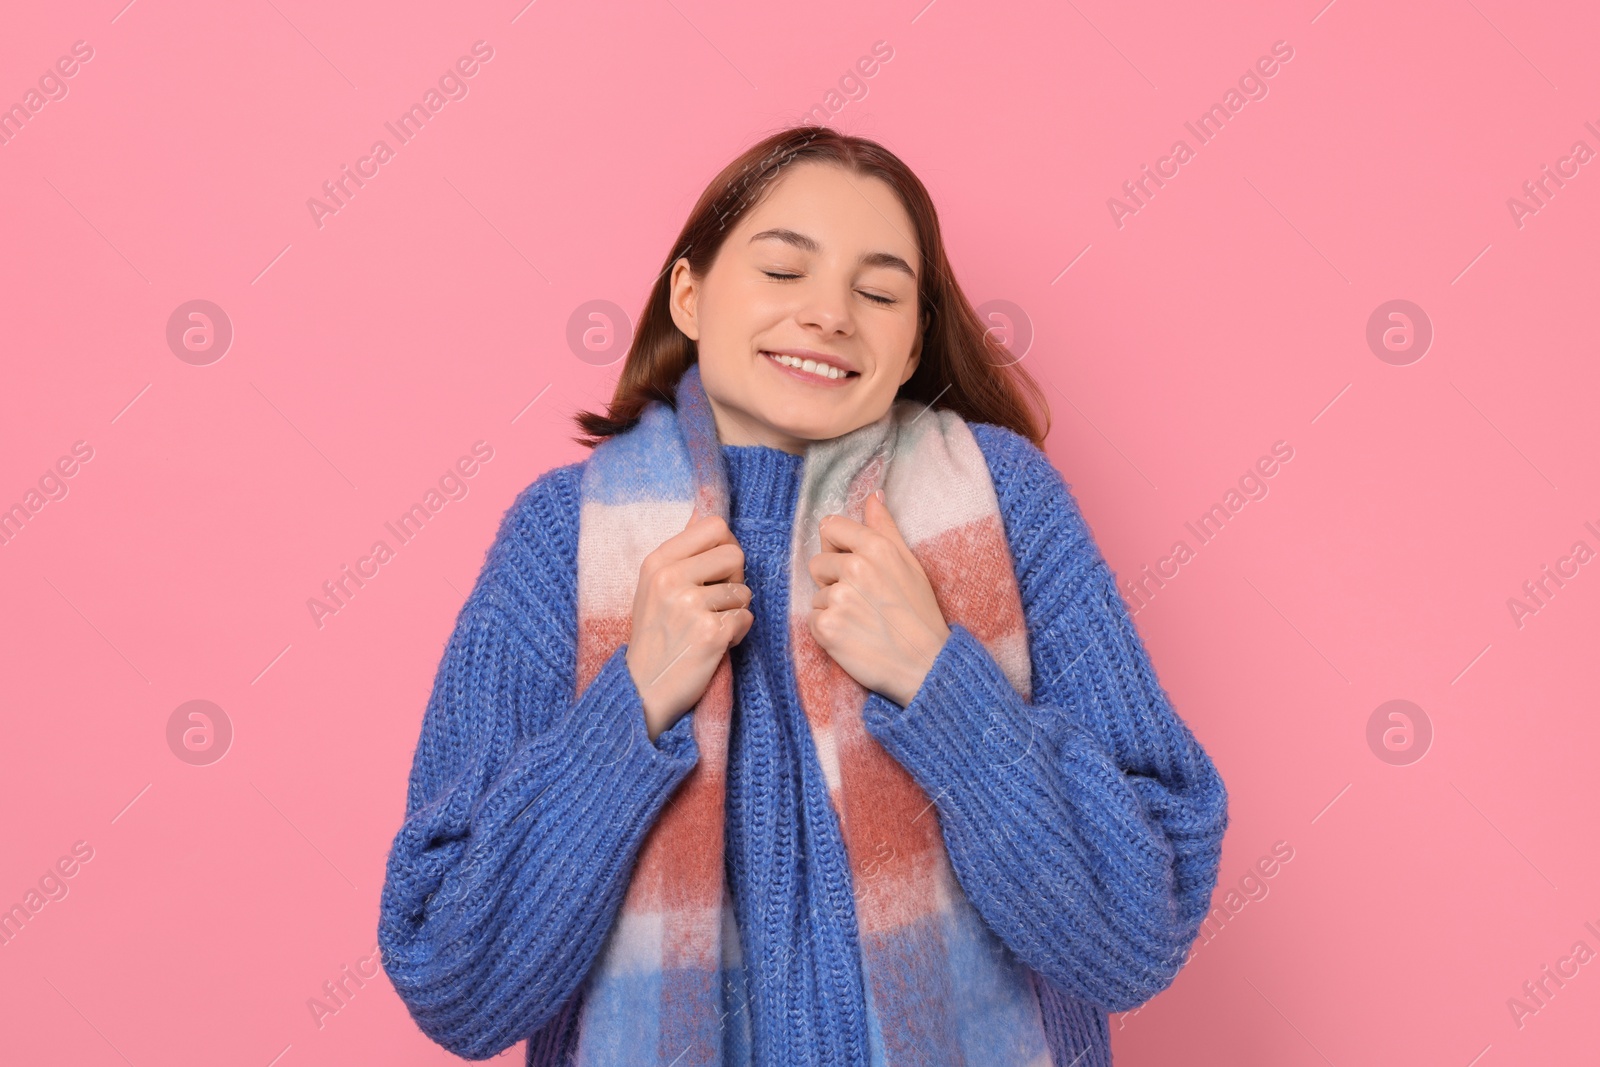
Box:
[377,464,701,1060]
[859,424,1229,1013]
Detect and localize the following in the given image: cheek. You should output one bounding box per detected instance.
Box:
[868,316,919,373]
[711,277,786,334]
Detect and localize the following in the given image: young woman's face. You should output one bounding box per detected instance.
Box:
[667,161,925,454]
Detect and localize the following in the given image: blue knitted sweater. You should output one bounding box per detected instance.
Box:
[377,422,1229,1065]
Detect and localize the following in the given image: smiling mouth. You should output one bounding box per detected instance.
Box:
[761,351,859,382]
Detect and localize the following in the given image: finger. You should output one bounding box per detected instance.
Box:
[808,548,854,587]
[820,511,898,575]
[658,513,738,565]
[680,515,744,584]
[701,581,751,613]
[710,604,750,652]
[817,511,868,554]
[675,540,746,587]
[729,607,755,646]
[863,491,910,550]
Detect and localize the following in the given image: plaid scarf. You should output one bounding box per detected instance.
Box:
[568,361,1052,1065]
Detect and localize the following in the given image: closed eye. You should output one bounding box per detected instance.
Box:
[762,271,897,306]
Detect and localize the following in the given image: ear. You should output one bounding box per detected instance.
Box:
[666,257,700,341]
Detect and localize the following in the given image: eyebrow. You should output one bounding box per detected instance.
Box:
[748,228,917,280]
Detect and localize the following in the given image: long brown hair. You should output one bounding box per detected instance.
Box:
[571,125,1051,450]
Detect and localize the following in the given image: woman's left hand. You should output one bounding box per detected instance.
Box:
[807,490,952,708]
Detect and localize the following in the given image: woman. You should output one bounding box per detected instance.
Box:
[377,127,1228,1066]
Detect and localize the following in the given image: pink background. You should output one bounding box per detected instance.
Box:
[2,1,1597,1063]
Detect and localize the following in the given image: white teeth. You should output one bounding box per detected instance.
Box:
[766,352,850,380]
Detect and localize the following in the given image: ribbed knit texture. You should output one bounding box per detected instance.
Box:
[378,419,1229,1066]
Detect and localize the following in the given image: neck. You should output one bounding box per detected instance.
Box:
[704,393,809,455]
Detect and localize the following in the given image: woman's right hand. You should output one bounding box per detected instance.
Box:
[625,513,753,742]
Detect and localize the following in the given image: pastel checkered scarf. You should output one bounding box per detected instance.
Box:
[570,361,1053,1065]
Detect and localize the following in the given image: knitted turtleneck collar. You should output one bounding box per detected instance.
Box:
[721,442,804,526]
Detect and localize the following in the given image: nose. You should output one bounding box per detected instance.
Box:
[793,274,854,337]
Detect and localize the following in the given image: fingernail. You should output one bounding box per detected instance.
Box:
[874,489,885,502]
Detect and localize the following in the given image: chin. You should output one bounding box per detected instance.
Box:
[758,411,844,445]
[768,417,832,441]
